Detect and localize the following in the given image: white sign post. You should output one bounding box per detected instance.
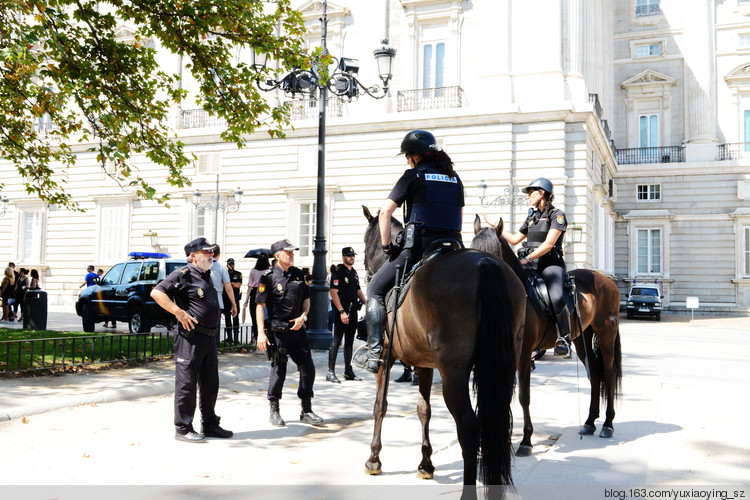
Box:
[686,296,699,326]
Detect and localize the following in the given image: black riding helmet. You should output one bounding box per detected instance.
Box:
[522,177,554,195]
[399,129,438,155]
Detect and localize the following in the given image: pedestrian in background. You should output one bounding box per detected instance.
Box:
[15,268,29,323]
[209,246,237,345]
[327,247,366,383]
[80,265,97,288]
[151,237,233,443]
[1,267,15,322]
[255,239,323,428]
[243,253,270,345]
[223,258,242,344]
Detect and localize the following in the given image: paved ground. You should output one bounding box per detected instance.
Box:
[1,310,749,500]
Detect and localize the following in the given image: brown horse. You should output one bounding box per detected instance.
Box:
[471,215,622,456]
[361,206,526,488]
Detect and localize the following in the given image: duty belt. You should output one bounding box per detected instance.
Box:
[180,324,216,337]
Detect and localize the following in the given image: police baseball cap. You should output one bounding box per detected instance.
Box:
[271,239,299,255]
[226,258,235,265]
[184,237,218,257]
[342,247,356,256]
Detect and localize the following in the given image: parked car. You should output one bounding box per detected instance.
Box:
[626,281,663,321]
[75,252,187,333]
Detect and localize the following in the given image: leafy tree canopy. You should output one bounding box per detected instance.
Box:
[0,0,310,209]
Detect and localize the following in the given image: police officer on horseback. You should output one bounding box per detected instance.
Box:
[355,129,465,373]
[502,177,572,356]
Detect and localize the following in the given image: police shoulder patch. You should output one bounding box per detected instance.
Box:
[258,284,266,293]
[556,215,565,225]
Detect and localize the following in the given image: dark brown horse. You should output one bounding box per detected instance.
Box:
[361,206,526,488]
[471,215,622,456]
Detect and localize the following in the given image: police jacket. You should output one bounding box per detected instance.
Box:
[387,161,464,233]
[329,264,361,312]
[255,266,309,322]
[154,264,221,332]
[519,206,567,269]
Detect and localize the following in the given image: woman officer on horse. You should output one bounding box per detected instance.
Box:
[488,177,572,356]
[355,129,465,373]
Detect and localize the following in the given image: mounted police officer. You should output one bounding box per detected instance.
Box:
[501,177,572,356]
[151,237,233,443]
[255,239,323,427]
[327,247,367,383]
[355,129,465,373]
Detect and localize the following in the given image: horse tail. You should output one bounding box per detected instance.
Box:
[589,324,623,405]
[473,256,517,486]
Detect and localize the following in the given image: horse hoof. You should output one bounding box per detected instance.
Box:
[365,461,382,476]
[515,445,533,457]
[579,424,596,435]
[416,467,434,480]
[599,426,614,438]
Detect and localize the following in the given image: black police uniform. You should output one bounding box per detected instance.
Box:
[256,265,316,402]
[328,264,362,377]
[154,264,222,434]
[222,268,242,343]
[368,160,465,302]
[519,205,568,315]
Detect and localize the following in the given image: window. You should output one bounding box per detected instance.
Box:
[639,114,659,147]
[197,152,220,174]
[636,0,661,17]
[195,205,223,243]
[19,210,43,262]
[745,110,750,150]
[637,184,661,201]
[637,228,661,274]
[745,227,750,276]
[740,35,750,49]
[298,201,316,258]
[99,204,128,262]
[741,0,750,5]
[422,42,445,89]
[139,262,159,281]
[103,263,125,285]
[635,43,662,58]
[121,262,142,285]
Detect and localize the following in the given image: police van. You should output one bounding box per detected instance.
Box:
[75,252,186,333]
[626,280,663,321]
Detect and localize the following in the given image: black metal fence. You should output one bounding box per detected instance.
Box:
[0,326,256,374]
[616,145,685,165]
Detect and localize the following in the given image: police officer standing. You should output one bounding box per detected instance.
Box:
[151,237,233,443]
[255,239,324,427]
[223,258,242,344]
[326,247,367,383]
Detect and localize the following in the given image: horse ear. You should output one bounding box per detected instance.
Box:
[362,205,373,223]
[473,214,482,235]
[496,217,504,237]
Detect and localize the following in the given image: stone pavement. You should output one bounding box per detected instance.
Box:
[0,310,749,500]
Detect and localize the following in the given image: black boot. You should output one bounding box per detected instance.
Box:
[553,306,572,358]
[269,399,285,427]
[354,298,384,373]
[327,337,340,381]
[300,398,324,426]
[343,345,361,380]
[394,365,412,383]
[325,370,341,383]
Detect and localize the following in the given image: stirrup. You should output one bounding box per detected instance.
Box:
[554,336,571,358]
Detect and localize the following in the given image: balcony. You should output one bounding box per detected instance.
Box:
[288,98,343,121]
[397,86,464,113]
[718,143,750,161]
[616,146,685,165]
[635,3,661,17]
[180,109,227,129]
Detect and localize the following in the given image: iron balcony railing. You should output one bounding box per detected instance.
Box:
[718,142,750,160]
[635,3,661,17]
[0,326,254,374]
[616,146,685,165]
[588,93,603,118]
[397,86,464,113]
[288,98,343,120]
[181,109,227,129]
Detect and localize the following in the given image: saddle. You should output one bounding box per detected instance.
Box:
[385,238,463,315]
[523,267,575,322]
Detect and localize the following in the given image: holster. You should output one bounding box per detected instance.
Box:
[266,323,289,364]
[270,319,291,334]
[403,221,423,250]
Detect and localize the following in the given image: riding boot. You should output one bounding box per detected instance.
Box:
[325,370,341,383]
[327,338,339,373]
[553,305,572,358]
[394,365,412,383]
[269,399,285,427]
[343,345,361,381]
[300,398,324,426]
[354,298,384,373]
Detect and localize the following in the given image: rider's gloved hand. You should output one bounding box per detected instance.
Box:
[382,243,394,255]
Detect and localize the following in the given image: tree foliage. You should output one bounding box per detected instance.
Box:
[0,0,309,209]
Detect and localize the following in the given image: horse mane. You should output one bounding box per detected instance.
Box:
[362,205,404,277]
[470,215,526,284]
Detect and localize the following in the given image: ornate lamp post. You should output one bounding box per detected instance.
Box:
[251,0,396,349]
[0,196,8,217]
[477,179,528,231]
[192,173,244,243]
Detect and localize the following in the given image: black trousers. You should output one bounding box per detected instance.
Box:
[223,305,239,341]
[267,327,315,401]
[249,288,258,342]
[174,332,220,432]
[540,264,567,315]
[329,310,358,371]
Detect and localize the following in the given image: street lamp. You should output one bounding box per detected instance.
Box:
[192,173,244,243]
[251,0,396,349]
[477,180,528,230]
[0,196,8,217]
[143,230,161,252]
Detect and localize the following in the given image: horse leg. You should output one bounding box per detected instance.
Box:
[415,367,435,479]
[516,352,534,456]
[598,326,620,439]
[365,359,394,475]
[575,328,600,435]
[441,372,478,486]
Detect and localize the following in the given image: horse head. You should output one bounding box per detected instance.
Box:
[362,205,404,278]
[471,214,525,280]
